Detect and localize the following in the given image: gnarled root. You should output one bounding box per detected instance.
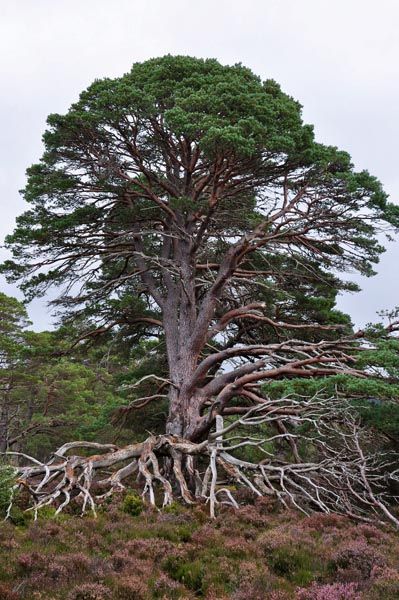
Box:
[4,402,399,527]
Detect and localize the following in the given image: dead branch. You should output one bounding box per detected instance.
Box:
[4,397,398,527]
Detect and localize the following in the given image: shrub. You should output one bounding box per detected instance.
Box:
[232,562,276,600]
[123,537,176,561]
[111,574,149,600]
[222,536,251,558]
[122,492,144,516]
[111,552,153,579]
[296,582,361,599]
[27,521,62,543]
[17,551,46,574]
[150,573,182,599]
[354,524,387,543]
[258,524,316,554]
[329,540,383,579]
[0,583,19,600]
[300,513,348,532]
[67,583,111,600]
[369,566,399,600]
[46,562,69,581]
[233,504,268,527]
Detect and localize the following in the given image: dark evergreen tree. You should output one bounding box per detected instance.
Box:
[2,56,399,521]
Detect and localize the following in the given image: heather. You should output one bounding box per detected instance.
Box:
[1,497,399,599]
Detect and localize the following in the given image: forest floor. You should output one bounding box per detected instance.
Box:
[1,492,399,600]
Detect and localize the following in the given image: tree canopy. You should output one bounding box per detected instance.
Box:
[3,56,397,316]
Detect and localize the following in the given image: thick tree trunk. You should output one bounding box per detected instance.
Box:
[165,356,204,440]
[166,389,185,437]
[166,391,205,440]
[164,272,205,436]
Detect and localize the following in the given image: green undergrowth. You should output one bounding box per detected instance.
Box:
[0,495,399,599]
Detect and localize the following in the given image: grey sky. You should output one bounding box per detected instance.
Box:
[1,0,398,330]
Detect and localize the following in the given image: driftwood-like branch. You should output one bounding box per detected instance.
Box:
[5,397,398,527]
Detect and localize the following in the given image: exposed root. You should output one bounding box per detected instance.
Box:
[4,400,399,527]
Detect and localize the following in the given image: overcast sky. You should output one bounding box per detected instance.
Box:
[1,0,398,330]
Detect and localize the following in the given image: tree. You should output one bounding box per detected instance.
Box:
[2,56,399,521]
[0,294,124,459]
[0,293,31,452]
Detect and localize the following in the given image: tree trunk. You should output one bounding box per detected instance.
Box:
[163,272,204,436]
[0,401,9,453]
[165,356,204,440]
[166,391,205,440]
